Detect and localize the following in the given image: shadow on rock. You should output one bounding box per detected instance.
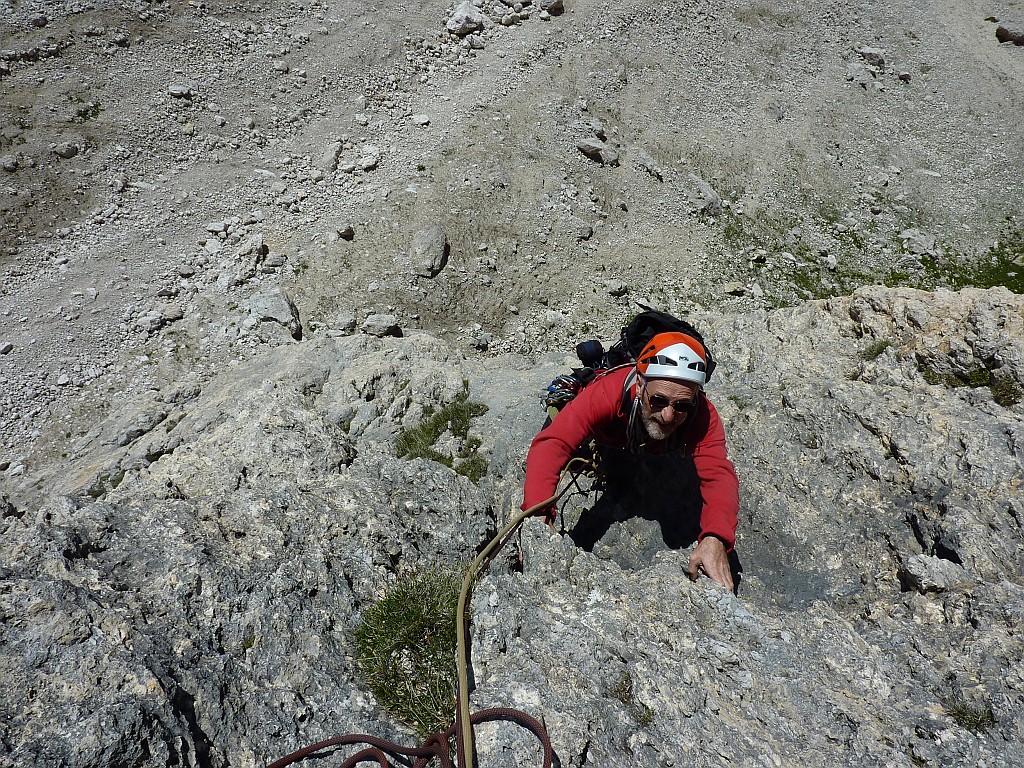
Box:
[564,449,743,590]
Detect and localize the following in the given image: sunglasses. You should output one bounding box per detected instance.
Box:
[645,392,696,415]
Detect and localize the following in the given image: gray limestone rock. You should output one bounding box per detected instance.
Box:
[247,287,302,340]
[899,554,971,593]
[446,2,487,36]
[361,313,402,337]
[2,289,1023,768]
[411,226,450,278]
[899,228,938,257]
[856,45,887,69]
[688,172,723,216]
[167,83,194,98]
[634,148,665,181]
[996,22,1024,45]
[575,137,619,166]
[53,142,80,159]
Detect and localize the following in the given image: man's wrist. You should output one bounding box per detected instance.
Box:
[698,533,732,551]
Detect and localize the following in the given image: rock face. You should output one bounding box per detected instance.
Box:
[2,287,1022,768]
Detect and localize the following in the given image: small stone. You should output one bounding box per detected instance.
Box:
[411,226,450,278]
[411,114,430,126]
[326,313,357,336]
[29,14,48,28]
[247,288,302,340]
[845,62,873,85]
[0,342,13,354]
[898,71,912,83]
[472,331,492,350]
[160,304,184,323]
[899,554,970,593]
[168,83,193,99]
[688,173,723,216]
[635,149,664,181]
[576,137,618,166]
[1,155,18,172]
[539,0,563,14]
[996,22,1024,45]
[723,281,747,296]
[272,60,290,73]
[855,45,886,69]
[899,228,937,257]
[467,34,485,49]
[339,226,356,241]
[53,142,79,159]
[606,280,628,297]
[361,313,402,337]
[447,1,488,35]
[320,141,343,172]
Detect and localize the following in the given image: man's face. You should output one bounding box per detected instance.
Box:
[640,377,699,441]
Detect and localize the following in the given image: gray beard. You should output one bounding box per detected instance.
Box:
[643,413,670,441]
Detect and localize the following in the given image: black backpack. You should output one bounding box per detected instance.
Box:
[543,305,716,414]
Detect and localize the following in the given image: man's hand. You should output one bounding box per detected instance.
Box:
[687,536,734,592]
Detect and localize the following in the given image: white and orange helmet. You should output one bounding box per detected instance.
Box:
[636,332,709,386]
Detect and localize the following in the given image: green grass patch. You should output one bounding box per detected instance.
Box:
[944,698,996,732]
[919,363,989,389]
[991,376,1023,407]
[72,101,102,123]
[860,339,892,360]
[396,386,489,482]
[354,570,462,737]
[917,360,1022,406]
[888,223,1024,294]
[605,671,655,728]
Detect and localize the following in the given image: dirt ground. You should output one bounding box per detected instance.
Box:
[2,0,1023,487]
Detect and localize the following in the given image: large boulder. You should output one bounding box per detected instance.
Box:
[2,288,1022,768]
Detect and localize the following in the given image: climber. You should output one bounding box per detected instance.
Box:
[522,331,740,591]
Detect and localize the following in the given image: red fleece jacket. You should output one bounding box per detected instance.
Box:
[522,366,739,548]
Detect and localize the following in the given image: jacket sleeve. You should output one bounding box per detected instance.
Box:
[691,398,740,550]
[521,372,624,511]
